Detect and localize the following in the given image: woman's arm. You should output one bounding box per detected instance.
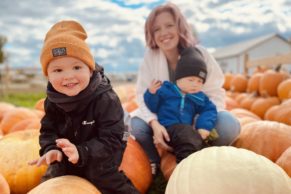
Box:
[135,50,159,123]
[197,45,226,111]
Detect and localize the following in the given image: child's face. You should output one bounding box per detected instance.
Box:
[176,76,203,94]
[47,57,92,96]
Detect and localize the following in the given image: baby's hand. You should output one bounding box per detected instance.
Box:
[56,138,79,164]
[149,80,162,94]
[28,149,62,167]
[198,129,210,140]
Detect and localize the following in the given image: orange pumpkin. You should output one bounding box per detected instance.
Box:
[119,136,152,194]
[230,74,248,93]
[232,121,291,162]
[237,116,260,127]
[277,78,291,101]
[276,147,291,177]
[156,146,176,180]
[234,93,248,105]
[0,102,15,123]
[239,94,258,110]
[223,73,234,90]
[122,99,139,113]
[0,107,38,134]
[259,70,289,97]
[9,118,41,133]
[230,108,261,120]
[246,73,262,94]
[250,97,280,119]
[28,175,101,194]
[275,107,291,126]
[34,98,45,112]
[264,105,281,121]
[225,96,239,111]
[0,130,47,194]
[0,173,9,194]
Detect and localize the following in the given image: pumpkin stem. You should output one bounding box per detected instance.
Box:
[275,64,282,72]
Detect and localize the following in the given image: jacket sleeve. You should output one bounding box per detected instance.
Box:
[39,99,61,156]
[195,95,218,131]
[143,89,161,113]
[135,49,158,123]
[197,45,226,112]
[76,90,126,167]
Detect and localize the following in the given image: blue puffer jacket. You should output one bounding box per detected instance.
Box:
[144,81,217,131]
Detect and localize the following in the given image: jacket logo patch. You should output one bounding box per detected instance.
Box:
[82,120,95,125]
[52,47,67,57]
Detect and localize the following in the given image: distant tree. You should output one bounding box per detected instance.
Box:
[0,35,7,64]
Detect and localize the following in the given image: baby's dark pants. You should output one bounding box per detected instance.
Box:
[167,124,205,163]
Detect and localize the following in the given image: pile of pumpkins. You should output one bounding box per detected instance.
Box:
[1,75,291,193]
[223,68,291,125]
[0,98,152,194]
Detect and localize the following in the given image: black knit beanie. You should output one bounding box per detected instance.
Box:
[175,47,207,83]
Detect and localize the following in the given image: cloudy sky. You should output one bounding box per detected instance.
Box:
[0,0,291,73]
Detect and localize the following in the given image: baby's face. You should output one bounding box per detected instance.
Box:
[47,57,92,96]
[176,76,203,94]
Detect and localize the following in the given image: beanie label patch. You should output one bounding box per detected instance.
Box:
[52,47,67,57]
[199,71,206,79]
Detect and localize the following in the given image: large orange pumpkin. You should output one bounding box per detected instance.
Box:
[28,175,101,194]
[0,173,9,194]
[277,78,291,101]
[0,107,39,134]
[119,136,152,194]
[276,147,291,177]
[232,121,291,162]
[0,130,47,194]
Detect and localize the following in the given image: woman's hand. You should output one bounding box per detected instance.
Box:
[198,129,210,140]
[149,80,162,94]
[56,138,79,164]
[28,149,62,167]
[150,119,173,151]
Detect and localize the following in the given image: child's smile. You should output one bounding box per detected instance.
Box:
[47,57,92,96]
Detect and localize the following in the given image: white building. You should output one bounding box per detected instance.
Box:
[212,33,291,74]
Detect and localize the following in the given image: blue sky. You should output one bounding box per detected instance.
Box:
[0,0,291,73]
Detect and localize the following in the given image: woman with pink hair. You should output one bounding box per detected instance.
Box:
[130,2,240,175]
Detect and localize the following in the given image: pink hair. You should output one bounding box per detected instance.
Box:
[145,2,197,49]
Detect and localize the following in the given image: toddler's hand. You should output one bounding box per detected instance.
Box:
[198,129,210,140]
[56,138,79,164]
[28,149,62,167]
[149,80,162,94]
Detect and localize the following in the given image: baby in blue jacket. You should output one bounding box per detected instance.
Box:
[144,47,218,162]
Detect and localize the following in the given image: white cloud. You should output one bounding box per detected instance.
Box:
[0,0,291,72]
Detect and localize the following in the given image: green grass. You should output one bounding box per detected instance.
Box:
[0,91,167,193]
[0,92,46,108]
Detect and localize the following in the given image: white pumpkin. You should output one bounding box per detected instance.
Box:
[166,146,291,194]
